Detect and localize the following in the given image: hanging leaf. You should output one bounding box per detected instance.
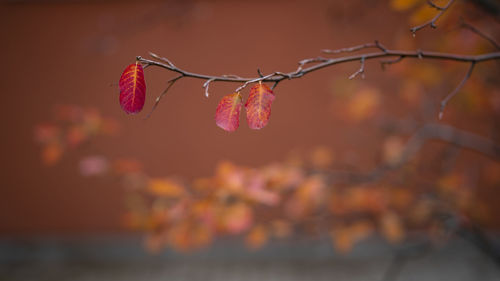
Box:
[245,83,275,129]
[215,93,242,132]
[119,62,146,114]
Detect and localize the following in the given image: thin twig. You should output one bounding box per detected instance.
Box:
[234,73,276,93]
[222,74,244,79]
[294,57,329,75]
[322,40,387,54]
[427,0,446,10]
[271,80,280,90]
[380,56,404,70]
[461,21,500,50]
[144,75,183,119]
[349,56,366,79]
[410,0,455,35]
[203,78,216,98]
[149,52,175,68]
[439,62,475,120]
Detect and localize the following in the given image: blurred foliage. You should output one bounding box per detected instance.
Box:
[34,0,500,254]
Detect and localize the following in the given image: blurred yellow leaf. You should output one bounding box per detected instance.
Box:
[148,178,185,198]
[309,146,334,168]
[390,0,422,11]
[350,220,374,241]
[245,225,268,250]
[347,87,380,122]
[219,202,253,234]
[215,161,245,192]
[168,222,193,252]
[391,188,414,210]
[192,224,214,248]
[331,226,353,253]
[380,212,405,243]
[298,175,325,201]
[383,136,405,165]
[166,221,214,252]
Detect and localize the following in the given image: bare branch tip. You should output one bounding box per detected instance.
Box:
[203,78,216,98]
[349,56,366,80]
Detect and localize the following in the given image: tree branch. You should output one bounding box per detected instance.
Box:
[144,75,182,119]
[138,45,499,86]
[410,0,456,35]
[137,41,500,116]
[460,20,500,50]
[348,56,366,79]
[324,123,500,185]
[439,62,475,120]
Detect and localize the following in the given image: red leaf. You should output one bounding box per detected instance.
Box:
[245,83,275,129]
[119,62,146,114]
[215,93,243,132]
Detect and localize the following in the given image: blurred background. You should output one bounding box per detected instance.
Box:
[1,0,500,280]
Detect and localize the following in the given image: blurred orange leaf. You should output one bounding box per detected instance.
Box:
[245,225,268,250]
[219,202,253,234]
[347,87,380,121]
[66,126,87,148]
[309,146,334,168]
[113,158,143,174]
[383,136,405,165]
[390,0,422,11]
[148,178,185,198]
[41,142,63,166]
[380,212,405,243]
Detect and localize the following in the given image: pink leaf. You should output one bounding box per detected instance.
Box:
[215,93,243,132]
[245,83,275,129]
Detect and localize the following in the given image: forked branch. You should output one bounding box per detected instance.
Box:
[410,0,456,35]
